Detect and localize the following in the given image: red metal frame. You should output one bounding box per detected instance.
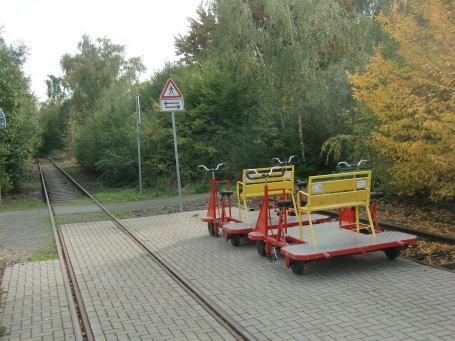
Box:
[281,198,417,272]
[248,186,330,254]
[338,201,380,233]
[201,177,241,235]
[283,237,414,264]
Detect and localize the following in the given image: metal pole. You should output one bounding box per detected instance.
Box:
[171,112,183,212]
[136,95,142,195]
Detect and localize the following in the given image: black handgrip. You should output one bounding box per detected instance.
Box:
[356,160,373,169]
[215,163,228,171]
[271,155,300,166]
[336,161,356,171]
[197,165,211,172]
[197,163,228,172]
[287,155,300,165]
[296,180,308,190]
[271,158,281,166]
[246,166,284,180]
[370,191,384,200]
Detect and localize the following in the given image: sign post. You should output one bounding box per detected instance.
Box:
[0,109,6,129]
[160,79,184,212]
[135,96,142,195]
[0,109,6,205]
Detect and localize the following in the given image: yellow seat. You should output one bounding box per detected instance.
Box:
[236,165,295,224]
[297,171,375,245]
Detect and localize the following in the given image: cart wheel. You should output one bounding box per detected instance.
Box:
[384,246,401,260]
[208,223,215,236]
[290,260,304,275]
[230,234,240,247]
[256,241,266,256]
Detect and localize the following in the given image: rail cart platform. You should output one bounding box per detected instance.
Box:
[285,169,418,274]
[223,212,330,246]
[224,212,329,235]
[280,221,417,259]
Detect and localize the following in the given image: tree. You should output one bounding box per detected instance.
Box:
[175,2,217,64]
[40,35,146,153]
[0,27,41,192]
[348,0,455,200]
[45,74,67,104]
[60,35,146,120]
[204,0,375,171]
[73,78,139,185]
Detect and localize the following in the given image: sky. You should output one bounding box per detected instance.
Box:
[0,0,203,101]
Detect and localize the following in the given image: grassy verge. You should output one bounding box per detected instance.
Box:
[27,248,58,262]
[0,201,46,212]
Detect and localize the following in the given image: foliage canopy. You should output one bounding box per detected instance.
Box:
[0,28,41,192]
[348,0,455,200]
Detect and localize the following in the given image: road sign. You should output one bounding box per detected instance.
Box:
[160,78,184,112]
[160,78,183,99]
[0,109,6,129]
[160,99,184,112]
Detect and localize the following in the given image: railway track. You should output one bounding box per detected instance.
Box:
[37,157,254,341]
[37,157,455,339]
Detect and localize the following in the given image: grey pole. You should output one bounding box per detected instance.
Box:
[0,108,6,205]
[135,96,142,195]
[171,112,183,212]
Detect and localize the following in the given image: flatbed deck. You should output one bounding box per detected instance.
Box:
[279,221,417,261]
[223,213,330,234]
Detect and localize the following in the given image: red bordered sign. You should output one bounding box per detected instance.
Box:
[160,78,183,99]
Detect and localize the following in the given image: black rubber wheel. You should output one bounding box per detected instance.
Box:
[384,246,401,260]
[290,260,304,275]
[208,222,215,236]
[230,234,241,247]
[256,241,266,256]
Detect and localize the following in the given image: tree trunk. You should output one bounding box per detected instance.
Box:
[298,112,305,161]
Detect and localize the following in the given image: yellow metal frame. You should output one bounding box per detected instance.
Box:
[236,165,295,225]
[296,171,375,245]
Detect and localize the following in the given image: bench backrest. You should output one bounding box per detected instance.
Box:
[239,165,295,196]
[305,171,371,211]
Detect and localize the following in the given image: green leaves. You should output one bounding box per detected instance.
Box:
[56,35,146,120]
[0,28,41,192]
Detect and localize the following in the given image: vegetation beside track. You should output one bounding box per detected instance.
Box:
[356,199,455,269]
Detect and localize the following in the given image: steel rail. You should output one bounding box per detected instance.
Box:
[36,158,85,341]
[46,157,258,341]
[318,210,455,245]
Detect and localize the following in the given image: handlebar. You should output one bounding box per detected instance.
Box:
[336,161,356,171]
[197,163,229,172]
[356,159,373,169]
[246,166,284,180]
[336,160,373,171]
[271,155,300,166]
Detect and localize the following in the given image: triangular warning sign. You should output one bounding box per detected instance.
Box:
[160,78,183,99]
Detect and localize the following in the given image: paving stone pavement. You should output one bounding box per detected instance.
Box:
[60,220,236,341]
[122,211,455,341]
[2,210,455,341]
[0,261,75,341]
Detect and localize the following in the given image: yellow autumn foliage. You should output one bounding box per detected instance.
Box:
[348,0,455,200]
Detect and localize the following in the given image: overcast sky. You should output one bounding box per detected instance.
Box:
[1,0,203,101]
